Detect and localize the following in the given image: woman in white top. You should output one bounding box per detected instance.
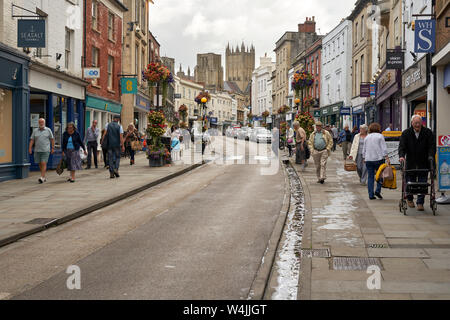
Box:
[349,124,369,185]
[362,123,390,200]
[287,126,295,157]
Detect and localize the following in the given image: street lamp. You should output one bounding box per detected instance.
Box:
[294,98,301,112]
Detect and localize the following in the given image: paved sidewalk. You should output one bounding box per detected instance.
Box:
[293,150,450,300]
[0,151,202,247]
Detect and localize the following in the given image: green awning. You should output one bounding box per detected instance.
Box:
[86,95,122,114]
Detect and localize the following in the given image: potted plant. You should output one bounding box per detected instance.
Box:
[146,110,167,167]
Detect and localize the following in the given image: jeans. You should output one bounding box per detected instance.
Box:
[126,145,135,162]
[366,160,384,198]
[332,138,337,151]
[406,172,428,205]
[108,147,121,173]
[102,148,108,166]
[87,141,98,168]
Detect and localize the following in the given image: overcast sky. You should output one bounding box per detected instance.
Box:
[149,0,356,73]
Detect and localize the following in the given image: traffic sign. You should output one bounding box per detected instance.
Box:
[121,78,137,94]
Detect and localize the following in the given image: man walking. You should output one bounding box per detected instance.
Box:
[308,121,333,184]
[103,115,124,179]
[331,125,338,152]
[340,125,352,159]
[84,120,99,169]
[29,118,54,183]
[399,115,435,211]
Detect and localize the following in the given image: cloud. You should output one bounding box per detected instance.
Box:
[149,0,355,71]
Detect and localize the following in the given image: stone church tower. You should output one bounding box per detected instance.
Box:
[194,53,224,91]
[226,42,255,92]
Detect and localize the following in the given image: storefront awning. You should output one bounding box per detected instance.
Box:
[86,95,122,114]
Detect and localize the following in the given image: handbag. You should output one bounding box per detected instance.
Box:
[56,158,67,175]
[131,140,141,151]
[287,138,293,144]
[304,141,310,160]
[344,159,357,171]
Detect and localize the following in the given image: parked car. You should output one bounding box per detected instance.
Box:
[237,127,252,140]
[255,128,272,144]
[232,127,240,139]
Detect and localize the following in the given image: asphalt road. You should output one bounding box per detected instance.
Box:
[0,138,285,299]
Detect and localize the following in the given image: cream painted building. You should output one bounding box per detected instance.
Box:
[174,75,204,122]
[209,91,233,130]
[251,55,275,117]
[121,0,152,132]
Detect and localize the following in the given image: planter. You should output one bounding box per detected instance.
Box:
[149,156,164,167]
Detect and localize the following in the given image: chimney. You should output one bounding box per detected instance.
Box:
[299,17,316,33]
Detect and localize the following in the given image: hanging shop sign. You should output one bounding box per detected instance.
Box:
[340,107,351,115]
[402,56,428,97]
[210,117,218,124]
[313,110,321,117]
[83,68,100,79]
[414,19,436,53]
[386,51,404,70]
[370,83,376,96]
[120,78,137,94]
[360,83,371,97]
[438,147,450,191]
[17,19,46,48]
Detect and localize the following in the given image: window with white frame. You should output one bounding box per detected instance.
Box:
[91,47,99,86]
[92,0,98,30]
[65,28,72,70]
[107,56,114,90]
[108,12,115,41]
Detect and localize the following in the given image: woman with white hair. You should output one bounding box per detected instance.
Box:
[124,123,140,165]
[349,123,369,185]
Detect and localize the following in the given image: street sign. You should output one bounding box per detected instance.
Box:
[438,147,450,191]
[414,19,436,53]
[120,78,137,94]
[386,51,404,69]
[17,20,46,48]
[340,107,351,115]
[360,84,371,97]
[83,68,100,79]
[174,93,181,99]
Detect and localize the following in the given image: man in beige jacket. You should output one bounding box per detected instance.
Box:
[308,121,333,184]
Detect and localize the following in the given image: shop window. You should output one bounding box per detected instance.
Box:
[0,88,12,163]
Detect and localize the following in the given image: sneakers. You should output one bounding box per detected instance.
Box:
[375,192,383,199]
[38,177,46,183]
[417,204,425,211]
[110,172,115,179]
[114,169,120,178]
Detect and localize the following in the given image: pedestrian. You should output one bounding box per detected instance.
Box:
[293,121,307,169]
[331,125,338,152]
[362,122,390,200]
[349,124,369,185]
[385,123,394,132]
[103,114,125,178]
[100,128,108,169]
[29,118,55,183]
[340,125,352,159]
[351,125,359,143]
[287,125,295,157]
[308,121,333,184]
[398,115,435,211]
[124,123,139,165]
[171,129,181,161]
[84,120,99,169]
[62,122,87,183]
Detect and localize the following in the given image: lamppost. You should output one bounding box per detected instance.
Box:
[201,97,208,130]
[295,98,301,113]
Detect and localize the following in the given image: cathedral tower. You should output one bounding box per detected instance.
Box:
[225,42,255,92]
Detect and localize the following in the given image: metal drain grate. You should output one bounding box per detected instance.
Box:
[332,257,384,271]
[367,243,389,249]
[301,249,331,258]
[24,218,57,225]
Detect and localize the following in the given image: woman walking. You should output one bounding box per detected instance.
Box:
[349,124,369,185]
[100,128,108,169]
[293,121,307,169]
[362,123,390,200]
[124,123,140,165]
[62,122,87,183]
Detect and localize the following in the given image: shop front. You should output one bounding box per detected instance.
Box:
[402,55,430,127]
[352,104,365,129]
[365,100,378,125]
[135,94,151,133]
[320,102,343,128]
[85,95,122,136]
[0,43,30,182]
[376,68,402,131]
[28,62,87,170]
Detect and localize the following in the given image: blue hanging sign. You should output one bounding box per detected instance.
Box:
[414,19,436,53]
[17,20,46,48]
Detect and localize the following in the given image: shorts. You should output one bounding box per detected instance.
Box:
[34,152,50,163]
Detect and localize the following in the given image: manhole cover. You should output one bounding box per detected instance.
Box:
[367,243,389,249]
[301,249,331,258]
[24,218,57,225]
[332,257,384,271]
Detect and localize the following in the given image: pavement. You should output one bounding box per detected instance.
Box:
[0,151,202,248]
[293,148,450,300]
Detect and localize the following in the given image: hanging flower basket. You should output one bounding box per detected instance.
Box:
[142,62,174,102]
[262,110,270,118]
[195,91,211,104]
[292,69,314,97]
[280,121,288,135]
[303,96,315,109]
[277,105,290,114]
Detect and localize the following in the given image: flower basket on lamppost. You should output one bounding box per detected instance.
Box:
[142,62,174,111]
[295,110,315,139]
[262,110,270,128]
[195,91,210,129]
[246,112,254,127]
[291,69,314,112]
[303,96,315,112]
[146,110,168,167]
[178,104,188,129]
